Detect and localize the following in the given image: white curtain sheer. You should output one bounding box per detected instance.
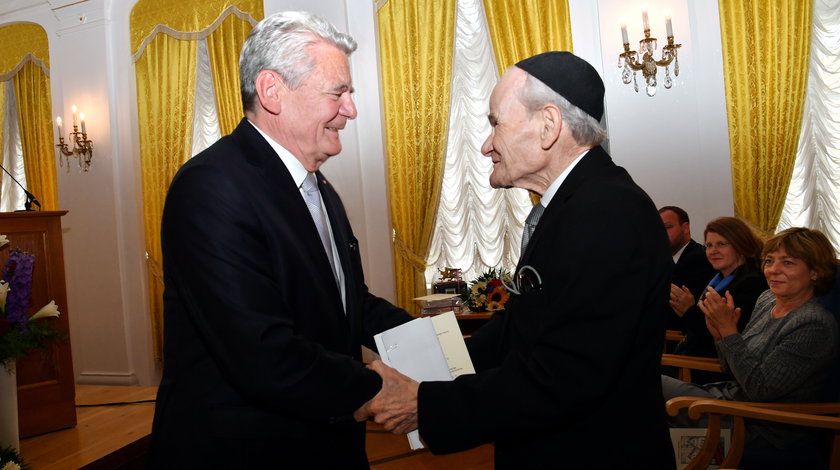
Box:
[0,79,26,212]
[777,0,840,255]
[190,38,222,156]
[424,0,532,286]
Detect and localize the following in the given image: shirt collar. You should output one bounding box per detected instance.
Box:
[673,241,690,263]
[539,148,590,208]
[248,119,309,188]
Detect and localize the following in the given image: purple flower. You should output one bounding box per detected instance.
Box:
[3,249,34,325]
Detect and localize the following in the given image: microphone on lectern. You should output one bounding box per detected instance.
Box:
[0,162,40,211]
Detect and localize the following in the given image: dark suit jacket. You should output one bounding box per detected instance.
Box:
[417,147,675,469]
[147,119,411,469]
[667,239,716,331]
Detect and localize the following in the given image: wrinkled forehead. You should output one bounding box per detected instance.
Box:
[489,68,527,111]
[304,42,353,87]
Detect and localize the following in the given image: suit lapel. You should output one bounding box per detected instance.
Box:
[231,119,345,313]
[519,146,614,266]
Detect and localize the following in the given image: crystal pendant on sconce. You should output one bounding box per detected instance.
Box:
[646,75,657,97]
[664,66,673,89]
[622,65,632,84]
[633,71,639,93]
[674,55,680,76]
[617,56,625,68]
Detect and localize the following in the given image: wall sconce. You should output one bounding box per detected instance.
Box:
[56,105,94,172]
[617,7,682,97]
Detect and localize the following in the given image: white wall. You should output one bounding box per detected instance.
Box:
[0,0,735,386]
[0,0,156,385]
[570,0,734,240]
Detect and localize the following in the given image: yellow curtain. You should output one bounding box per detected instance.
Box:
[0,23,57,211]
[483,0,573,76]
[131,0,262,360]
[718,0,811,235]
[13,62,57,210]
[378,0,456,311]
[134,34,197,361]
[0,85,4,168]
[206,14,251,135]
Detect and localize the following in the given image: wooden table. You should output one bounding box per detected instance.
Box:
[415,311,495,336]
[19,385,157,470]
[454,311,494,336]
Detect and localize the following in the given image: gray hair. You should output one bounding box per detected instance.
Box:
[239,11,357,113]
[517,72,607,147]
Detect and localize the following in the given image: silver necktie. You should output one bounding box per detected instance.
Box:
[301,173,337,278]
[520,203,545,254]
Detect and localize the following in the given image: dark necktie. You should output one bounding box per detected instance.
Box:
[520,203,545,254]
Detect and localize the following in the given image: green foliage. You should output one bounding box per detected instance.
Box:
[0,444,31,470]
[0,318,63,372]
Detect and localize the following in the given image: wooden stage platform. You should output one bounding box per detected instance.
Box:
[19,384,492,469]
[19,385,156,469]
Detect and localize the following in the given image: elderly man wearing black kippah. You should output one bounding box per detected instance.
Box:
[356,51,675,468]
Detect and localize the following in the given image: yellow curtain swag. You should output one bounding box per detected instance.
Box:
[130,0,263,60]
[0,23,50,75]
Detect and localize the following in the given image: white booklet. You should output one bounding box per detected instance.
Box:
[373,311,475,449]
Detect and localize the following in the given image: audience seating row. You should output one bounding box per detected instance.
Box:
[663,260,840,470]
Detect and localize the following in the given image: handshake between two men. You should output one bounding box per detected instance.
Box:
[354,361,421,434]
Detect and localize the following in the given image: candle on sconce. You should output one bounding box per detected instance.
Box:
[71,105,78,127]
[80,113,86,134]
[56,116,62,134]
[641,6,650,31]
[620,19,629,44]
[664,10,673,37]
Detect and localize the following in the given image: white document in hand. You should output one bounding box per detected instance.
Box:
[373,311,475,450]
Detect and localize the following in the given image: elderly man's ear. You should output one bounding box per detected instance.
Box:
[539,104,562,150]
[255,69,285,115]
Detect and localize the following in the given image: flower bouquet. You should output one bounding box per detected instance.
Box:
[460,268,511,312]
[0,444,30,470]
[0,235,62,373]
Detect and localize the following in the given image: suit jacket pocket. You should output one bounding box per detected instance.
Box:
[506,288,553,343]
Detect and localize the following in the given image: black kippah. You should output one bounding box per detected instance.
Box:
[515,51,605,121]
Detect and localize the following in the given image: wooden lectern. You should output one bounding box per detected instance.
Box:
[0,211,76,437]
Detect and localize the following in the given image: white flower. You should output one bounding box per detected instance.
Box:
[0,234,8,248]
[29,300,60,320]
[0,281,7,311]
[2,461,22,470]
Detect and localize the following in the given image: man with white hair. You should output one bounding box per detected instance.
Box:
[358,51,675,468]
[149,11,410,468]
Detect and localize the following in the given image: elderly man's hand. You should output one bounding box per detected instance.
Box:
[354,360,419,434]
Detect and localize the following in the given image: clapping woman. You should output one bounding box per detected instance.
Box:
[668,217,767,382]
[663,227,839,453]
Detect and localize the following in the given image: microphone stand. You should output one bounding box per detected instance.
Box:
[0,162,40,211]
